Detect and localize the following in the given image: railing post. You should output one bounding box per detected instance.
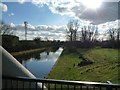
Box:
[42,83,44,90]
[23,81,24,90]
[67,85,69,90]
[87,85,89,90]
[106,81,112,90]
[48,83,50,90]
[80,85,82,90]
[99,86,101,90]
[74,85,76,90]
[5,79,7,89]
[93,86,96,90]
[61,84,63,90]
[106,86,112,90]
[16,80,18,90]
[11,80,13,89]
[36,81,38,90]
[54,83,56,90]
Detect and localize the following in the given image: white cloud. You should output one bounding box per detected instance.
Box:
[0,3,8,12]
[48,0,79,16]
[32,0,51,6]
[2,0,118,25]
[8,13,14,16]
[33,25,67,41]
[12,23,67,41]
[15,23,36,31]
[27,24,36,30]
[98,19,119,32]
[97,19,119,40]
[10,19,119,41]
[31,0,82,19]
[17,0,26,4]
[31,0,118,24]
[10,23,15,27]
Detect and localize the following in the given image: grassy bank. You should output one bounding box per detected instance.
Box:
[11,48,46,56]
[47,48,119,84]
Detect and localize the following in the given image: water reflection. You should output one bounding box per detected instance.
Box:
[15,51,43,63]
[17,47,63,78]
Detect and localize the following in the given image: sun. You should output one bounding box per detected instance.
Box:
[81,0,102,10]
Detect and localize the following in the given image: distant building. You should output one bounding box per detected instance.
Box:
[2,35,19,46]
[2,35,19,52]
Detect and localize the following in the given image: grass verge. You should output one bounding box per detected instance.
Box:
[47,48,119,84]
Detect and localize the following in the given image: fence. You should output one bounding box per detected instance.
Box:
[2,76,120,90]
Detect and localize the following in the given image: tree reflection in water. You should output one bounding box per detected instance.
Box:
[14,49,57,64]
[14,51,42,64]
[13,47,63,78]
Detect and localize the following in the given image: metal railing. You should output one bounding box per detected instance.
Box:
[2,76,120,90]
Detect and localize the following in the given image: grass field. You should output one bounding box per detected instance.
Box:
[47,48,119,84]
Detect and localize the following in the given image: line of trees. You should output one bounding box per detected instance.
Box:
[1,20,119,50]
[80,25,98,42]
[66,20,119,48]
[66,20,99,42]
[107,28,119,41]
[105,27,120,48]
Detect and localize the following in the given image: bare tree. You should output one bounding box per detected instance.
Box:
[67,20,79,41]
[117,28,120,41]
[91,25,99,41]
[107,28,118,41]
[104,27,120,48]
[0,21,16,35]
[80,25,98,42]
[81,26,87,41]
[34,37,41,44]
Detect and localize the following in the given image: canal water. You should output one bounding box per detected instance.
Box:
[19,48,63,78]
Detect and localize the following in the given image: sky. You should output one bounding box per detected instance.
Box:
[0,0,120,41]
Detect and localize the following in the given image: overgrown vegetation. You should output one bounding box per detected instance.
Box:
[47,48,119,84]
[11,48,45,57]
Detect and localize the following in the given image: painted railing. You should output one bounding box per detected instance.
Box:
[2,76,120,90]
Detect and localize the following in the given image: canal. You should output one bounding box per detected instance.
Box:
[17,47,63,78]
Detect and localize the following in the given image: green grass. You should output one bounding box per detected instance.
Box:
[47,48,120,84]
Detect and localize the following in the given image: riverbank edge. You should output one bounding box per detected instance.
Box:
[11,48,46,56]
[46,48,79,78]
[47,48,119,84]
[46,48,64,78]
